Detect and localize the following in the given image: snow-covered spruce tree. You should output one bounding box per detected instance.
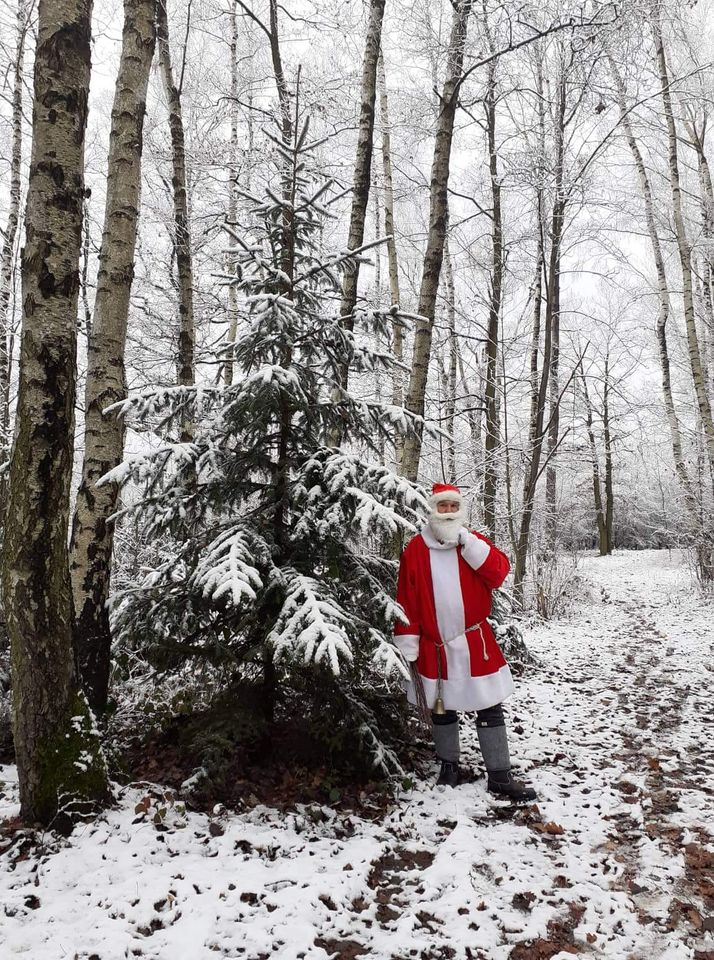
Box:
[104,119,428,779]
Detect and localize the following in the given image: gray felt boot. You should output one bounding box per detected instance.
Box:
[477,704,537,803]
[432,710,460,788]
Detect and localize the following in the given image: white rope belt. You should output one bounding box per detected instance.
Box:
[441,620,489,662]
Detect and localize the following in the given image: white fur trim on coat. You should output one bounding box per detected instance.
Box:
[405,664,514,711]
[393,633,420,662]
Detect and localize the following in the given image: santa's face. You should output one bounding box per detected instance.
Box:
[428,498,466,542]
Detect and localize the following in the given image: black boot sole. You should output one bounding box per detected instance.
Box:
[487,785,537,803]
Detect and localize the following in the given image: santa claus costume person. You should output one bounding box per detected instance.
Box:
[394,483,537,800]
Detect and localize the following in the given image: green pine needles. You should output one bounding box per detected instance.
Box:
[103,117,429,779]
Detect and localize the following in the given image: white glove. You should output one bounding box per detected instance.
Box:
[458,528,491,570]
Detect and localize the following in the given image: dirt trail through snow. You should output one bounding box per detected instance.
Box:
[0,550,712,960]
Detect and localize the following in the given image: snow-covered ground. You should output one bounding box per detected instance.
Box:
[1,549,713,960]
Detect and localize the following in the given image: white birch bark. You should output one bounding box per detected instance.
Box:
[401,0,473,481]
[0,0,30,487]
[157,0,195,394]
[69,0,157,716]
[2,0,109,825]
[654,17,714,476]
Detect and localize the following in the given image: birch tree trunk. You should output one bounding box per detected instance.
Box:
[157,0,195,394]
[401,0,473,481]
[686,118,714,407]
[69,0,157,716]
[457,349,482,489]
[543,71,566,558]
[339,0,386,321]
[0,0,29,501]
[224,0,240,387]
[482,56,503,540]
[654,18,714,476]
[610,55,696,510]
[513,63,565,598]
[442,236,458,483]
[373,190,386,464]
[331,0,385,439]
[2,0,109,826]
[580,365,608,554]
[376,49,404,466]
[603,353,614,553]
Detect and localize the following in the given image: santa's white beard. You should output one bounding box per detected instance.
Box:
[428,507,466,544]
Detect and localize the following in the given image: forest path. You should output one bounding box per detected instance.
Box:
[0,550,712,960]
[312,549,714,960]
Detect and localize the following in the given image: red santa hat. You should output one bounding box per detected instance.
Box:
[429,482,462,508]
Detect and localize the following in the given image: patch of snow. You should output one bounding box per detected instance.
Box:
[0,549,712,958]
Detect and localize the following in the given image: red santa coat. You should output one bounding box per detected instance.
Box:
[393,525,514,711]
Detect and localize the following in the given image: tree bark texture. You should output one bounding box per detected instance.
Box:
[2,0,109,825]
[603,353,614,553]
[157,0,195,393]
[224,0,240,387]
[580,365,608,554]
[610,55,697,511]
[687,121,714,410]
[442,237,458,483]
[376,49,404,466]
[401,0,473,482]
[654,19,714,476]
[513,59,564,598]
[0,0,30,499]
[543,71,566,558]
[69,0,157,716]
[331,0,386,438]
[482,57,503,540]
[268,0,292,145]
[339,0,386,323]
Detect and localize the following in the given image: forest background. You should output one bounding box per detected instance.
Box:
[0,0,713,826]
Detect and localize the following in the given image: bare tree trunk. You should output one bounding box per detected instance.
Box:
[544,71,566,558]
[443,236,457,483]
[373,189,385,464]
[157,0,195,395]
[513,71,566,603]
[401,0,473,481]
[69,0,157,717]
[543,240,561,556]
[224,0,239,387]
[331,0,385,439]
[528,230,544,446]
[377,49,404,465]
[482,55,503,540]
[501,348,517,558]
[686,118,714,406]
[580,364,607,554]
[0,0,29,498]
[457,349,482,490]
[513,64,565,599]
[2,0,109,826]
[610,55,696,510]
[268,0,292,144]
[654,18,714,476]
[257,0,296,721]
[80,200,93,336]
[603,352,614,553]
